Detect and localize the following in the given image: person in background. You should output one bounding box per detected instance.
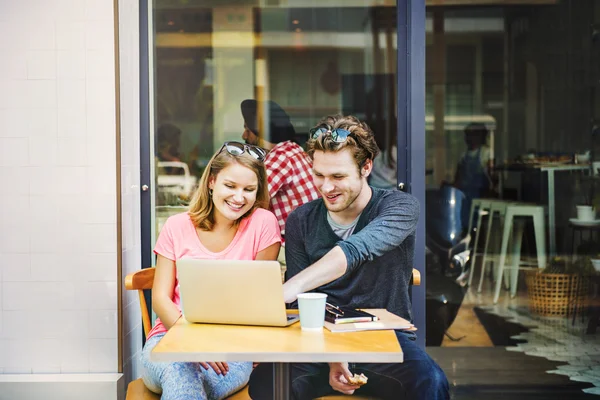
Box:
[141,141,281,400]
[369,144,397,190]
[240,99,321,242]
[157,123,183,163]
[451,122,495,226]
[241,99,321,278]
[248,115,449,400]
[368,122,398,190]
[156,123,185,180]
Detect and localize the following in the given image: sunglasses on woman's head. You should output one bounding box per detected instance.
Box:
[219,141,266,162]
[309,126,353,143]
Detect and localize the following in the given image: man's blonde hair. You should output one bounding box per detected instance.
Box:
[307,115,380,172]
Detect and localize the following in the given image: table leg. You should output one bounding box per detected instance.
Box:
[273,362,291,400]
[547,169,556,256]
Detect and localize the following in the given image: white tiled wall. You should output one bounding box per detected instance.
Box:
[0,0,119,374]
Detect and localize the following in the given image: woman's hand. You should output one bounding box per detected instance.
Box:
[199,361,230,376]
[328,362,359,395]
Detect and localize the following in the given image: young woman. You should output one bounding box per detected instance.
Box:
[141,141,282,400]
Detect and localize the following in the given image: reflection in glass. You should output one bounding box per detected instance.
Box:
[151,3,399,234]
[424,4,600,370]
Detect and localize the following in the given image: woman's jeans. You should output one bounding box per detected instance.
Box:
[141,333,252,400]
[248,331,449,400]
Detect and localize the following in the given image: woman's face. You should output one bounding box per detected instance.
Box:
[209,162,259,223]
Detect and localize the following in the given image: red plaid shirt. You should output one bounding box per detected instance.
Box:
[265,141,321,240]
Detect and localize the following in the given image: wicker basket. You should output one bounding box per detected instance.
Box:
[524,271,589,317]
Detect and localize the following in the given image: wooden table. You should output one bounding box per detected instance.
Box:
[151,318,403,400]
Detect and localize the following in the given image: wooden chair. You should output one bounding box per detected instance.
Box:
[124,269,251,400]
[124,267,421,400]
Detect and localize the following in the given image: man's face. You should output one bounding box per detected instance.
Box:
[312,148,369,213]
[242,124,259,145]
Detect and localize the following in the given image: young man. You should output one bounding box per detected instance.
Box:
[240,99,320,242]
[248,115,449,400]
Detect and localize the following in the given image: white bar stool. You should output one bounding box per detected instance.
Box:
[477,199,518,293]
[493,204,547,304]
[466,199,493,287]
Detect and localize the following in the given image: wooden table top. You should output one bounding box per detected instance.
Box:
[151,318,403,363]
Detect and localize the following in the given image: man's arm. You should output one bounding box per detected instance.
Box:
[283,245,347,303]
[283,209,344,303]
[338,192,419,273]
[283,192,419,302]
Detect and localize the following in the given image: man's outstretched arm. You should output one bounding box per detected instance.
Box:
[282,210,348,303]
[283,245,347,303]
[283,192,419,302]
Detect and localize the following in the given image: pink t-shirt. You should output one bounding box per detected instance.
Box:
[147,207,282,339]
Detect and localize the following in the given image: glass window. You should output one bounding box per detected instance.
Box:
[149,1,399,238]
[425,1,600,395]
[146,0,600,395]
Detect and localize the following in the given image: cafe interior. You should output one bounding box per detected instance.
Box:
[141,0,600,398]
[140,3,600,400]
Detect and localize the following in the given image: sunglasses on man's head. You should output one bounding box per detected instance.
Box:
[309,126,353,143]
[219,141,266,162]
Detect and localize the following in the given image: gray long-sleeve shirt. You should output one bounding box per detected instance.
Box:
[285,186,420,322]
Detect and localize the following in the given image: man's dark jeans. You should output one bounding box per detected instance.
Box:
[248,331,449,400]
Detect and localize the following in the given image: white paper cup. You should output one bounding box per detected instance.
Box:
[297,293,327,331]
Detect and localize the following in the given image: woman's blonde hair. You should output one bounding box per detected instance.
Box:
[188,147,269,231]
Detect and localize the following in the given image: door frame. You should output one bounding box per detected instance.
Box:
[139,0,427,349]
[397,0,426,349]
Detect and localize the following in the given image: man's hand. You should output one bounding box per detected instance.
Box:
[282,280,302,303]
[328,362,360,395]
[282,247,348,303]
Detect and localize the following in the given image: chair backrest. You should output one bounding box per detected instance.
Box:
[125,268,156,337]
[124,266,420,337]
[411,268,421,286]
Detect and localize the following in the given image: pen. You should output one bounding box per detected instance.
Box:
[325,302,344,316]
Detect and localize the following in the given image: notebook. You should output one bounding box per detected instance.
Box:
[325,304,378,324]
[177,259,300,327]
[324,309,415,333]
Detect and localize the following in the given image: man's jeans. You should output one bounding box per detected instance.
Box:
[248,331,449,400]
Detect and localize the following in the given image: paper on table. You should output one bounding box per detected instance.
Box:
[324,309,415,333]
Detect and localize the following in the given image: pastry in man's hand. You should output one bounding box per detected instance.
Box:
[348,373,368,386]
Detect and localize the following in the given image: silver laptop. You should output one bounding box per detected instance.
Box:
[177,259,300,327]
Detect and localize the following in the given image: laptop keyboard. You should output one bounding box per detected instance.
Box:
[287,315,296,321]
